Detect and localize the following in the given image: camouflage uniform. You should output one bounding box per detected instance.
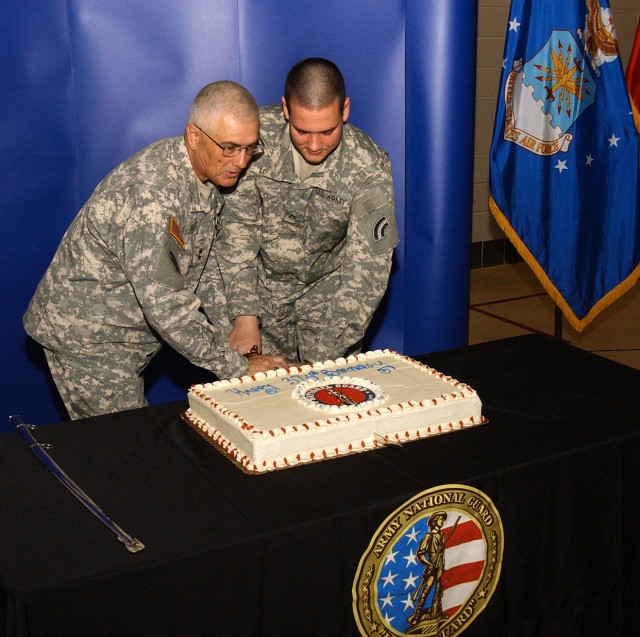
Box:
[216,105,398,362]
[24,136,247,419]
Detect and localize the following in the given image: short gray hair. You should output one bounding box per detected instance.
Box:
[188,81,258,126]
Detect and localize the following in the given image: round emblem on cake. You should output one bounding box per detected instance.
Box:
[305,383,374,406]
[293,376,387,413]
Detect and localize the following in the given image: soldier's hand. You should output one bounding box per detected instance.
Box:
[229,315,261,355]
[246,354,289,375]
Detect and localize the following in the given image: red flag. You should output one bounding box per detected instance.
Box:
[627,19,640,131]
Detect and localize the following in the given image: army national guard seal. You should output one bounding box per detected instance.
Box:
[353,485,503,636]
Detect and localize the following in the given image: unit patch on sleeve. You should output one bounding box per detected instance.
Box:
[353,187,399,255]
[352,484,503,637]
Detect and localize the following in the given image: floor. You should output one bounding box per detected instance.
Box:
[469,262,640,371]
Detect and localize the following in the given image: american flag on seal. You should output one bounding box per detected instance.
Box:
[375,512,485,633]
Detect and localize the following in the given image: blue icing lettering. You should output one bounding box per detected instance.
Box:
[279,359,396,385]
[281,370,322,387]
[323,364,369,378]
[225,383,280,396]
[321,360,395,377]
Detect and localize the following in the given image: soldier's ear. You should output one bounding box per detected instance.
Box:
[185,124,200,151]
[342,97,351,123]
[281,97,289,121]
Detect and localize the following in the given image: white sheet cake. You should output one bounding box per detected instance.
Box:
[184,349,484,473]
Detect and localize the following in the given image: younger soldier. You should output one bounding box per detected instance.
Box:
[217,58,398,363]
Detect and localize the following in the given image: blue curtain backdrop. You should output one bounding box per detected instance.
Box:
[0,0,477,429]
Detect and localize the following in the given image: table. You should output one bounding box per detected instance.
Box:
[1,335,639,636]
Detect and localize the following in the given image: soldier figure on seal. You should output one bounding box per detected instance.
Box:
[408,511,451,629]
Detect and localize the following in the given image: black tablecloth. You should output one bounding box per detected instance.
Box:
[1,335,639,636]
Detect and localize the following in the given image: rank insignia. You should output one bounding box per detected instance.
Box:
[169,216,185,250]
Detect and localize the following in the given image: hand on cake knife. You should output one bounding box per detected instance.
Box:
[10,414,145,553]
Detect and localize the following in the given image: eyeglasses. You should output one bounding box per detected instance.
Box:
[193,124,262,157]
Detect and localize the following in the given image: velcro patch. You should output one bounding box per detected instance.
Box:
[152,231,186,291]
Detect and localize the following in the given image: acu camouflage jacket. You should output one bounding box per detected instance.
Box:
[24,136,247,379]
[216,105,398,360]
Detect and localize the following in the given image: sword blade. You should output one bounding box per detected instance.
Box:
[10,414,145,553]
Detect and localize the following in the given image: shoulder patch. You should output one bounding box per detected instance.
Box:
[353,188,398,255]
[169,216,185,250]
[353,484,503,636]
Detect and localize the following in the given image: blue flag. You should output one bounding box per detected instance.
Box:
[489,0,640,331]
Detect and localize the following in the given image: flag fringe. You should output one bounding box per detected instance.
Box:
[631,96,640,133]
[489,196,640,333]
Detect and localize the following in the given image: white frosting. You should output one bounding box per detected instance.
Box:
[185,349,484,473]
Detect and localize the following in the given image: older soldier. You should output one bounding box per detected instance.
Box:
[217,58,398,363]
[24,81,286,420]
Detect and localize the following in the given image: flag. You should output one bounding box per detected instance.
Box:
[489,0,640,331]
[626,18,640,130]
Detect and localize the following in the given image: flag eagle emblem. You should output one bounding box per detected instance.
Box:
[504,31,595,157]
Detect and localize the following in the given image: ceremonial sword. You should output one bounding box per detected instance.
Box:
[10,414,145,553]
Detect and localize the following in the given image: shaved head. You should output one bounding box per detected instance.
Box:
[284,58,346,110]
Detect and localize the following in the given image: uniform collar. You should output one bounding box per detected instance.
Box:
[259,122,346,188]
[177,137,221,213]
